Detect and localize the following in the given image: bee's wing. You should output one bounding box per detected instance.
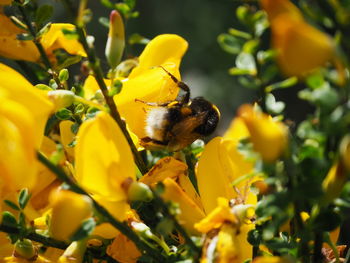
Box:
[167,112,207,151]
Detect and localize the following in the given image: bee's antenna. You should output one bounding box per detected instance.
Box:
[157,66,190,103]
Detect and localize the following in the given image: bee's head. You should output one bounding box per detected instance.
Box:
[190,97,220,136]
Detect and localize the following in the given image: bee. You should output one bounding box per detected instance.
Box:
[136,66,220,152]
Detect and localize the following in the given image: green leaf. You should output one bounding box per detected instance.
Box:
[299,86,339,110]
[116,3,131,16]
[18,189,30,210]
[100,0,114,8]
[265,77,298,92]
[257,50,277,64]
[228,28,252,39]
[56,56,82,71]
[217,34,244,55]
[128,33,150,45]
[35,4,53,27]
[306,73,328,90]
[2,211,18,228]
[236,6,249,24]
[229,67,254,76]
[98,17,109,28]
[243,39,260,54]
[55,108,73,120]
[58,69,69,82]
[35,84,53,91]
[265,93,285,114]
[235,52,256,75]
[18,212,26,229]
[74,103,85,115]
[4,200,20,211]
[37,22,51,37]
[108,80,123,96]
[70,218,96,241]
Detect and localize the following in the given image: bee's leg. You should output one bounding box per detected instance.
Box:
[135,98,173,107]
[157,66,190,103]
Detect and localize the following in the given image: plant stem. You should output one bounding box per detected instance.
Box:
[0,224,114,260]
[15,1,63,89]
[74,26,147,175]
[312,232,323,263]
[152,192,201,257]
[37,152,165,261]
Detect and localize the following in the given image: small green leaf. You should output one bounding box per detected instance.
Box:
[2,211,18,228]
[4,200,20,211]
[228,28,252,39]
[128,33,150,45]
[265,93,285,114]
[74,103,85,115]
[58,69,69,82]
[18,212,26,229]
[98,17,109,28]
[265,77,298,92]
[37,22,51,37]
[235,52,256,75]
[217,33,244,55]
[229,67,255,76]
[35,84,53,91]
[55,108,73,120]
[236,5,249,24]
[70,218,96,241]
[243,39,260,54]
[18,189,30,210]
[100,0,114,8]
[108,80,123,96]
[35,4,53,26]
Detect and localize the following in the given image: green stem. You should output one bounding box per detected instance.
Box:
[15,2,63,89]
[312,232,323,263]
[152,192,201,257]
[37,152,165,261]
[0,224,113,260]
[74,26,147,175]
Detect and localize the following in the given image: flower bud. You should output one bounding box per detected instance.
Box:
[238,104,288,163]
[322,162,347,205]
[48,90,75,111]
[50,190,93,241]
[127,181,154,202]
[105,10,125,69]
[14,239,37,260]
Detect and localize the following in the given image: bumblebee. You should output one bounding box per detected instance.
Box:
[136,66,220,152]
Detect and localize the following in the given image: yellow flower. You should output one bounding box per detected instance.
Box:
[0,0,12,4]
[253,256,294,263]
[195,197,238,233]
[106,232,141,263]
[140,157,205,234]
[84,34,188,138]
[260,0,303,22]
[0,63,53,147]
[75,111,135,237]
[238,104,288,162]
[322,162,347,205]
[0,97,37,193]
[59,120,75,159]
[0,15,85,62]
[261,0,336,77]
[49,189,93,241]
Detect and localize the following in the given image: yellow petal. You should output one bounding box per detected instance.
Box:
[41,24,86,57]
[195,197,238,234]
[260,0,303,22]
[115,62,180,138]
[253,256,294,263]
[0,14,40,62]
[129,34,188,78]
[0,98,37,192]
[238,104,288,162]
[196,137,237,214]
[75,111,135,201]
[223,117,250,144]
[216,224,241,263]
[59,120,75,159]
[107,232,141,263]
[0,63,53,147]
[271,15,335,77]
[50,190,92,241]
[162,178,205,234]
[139,156,188,185]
